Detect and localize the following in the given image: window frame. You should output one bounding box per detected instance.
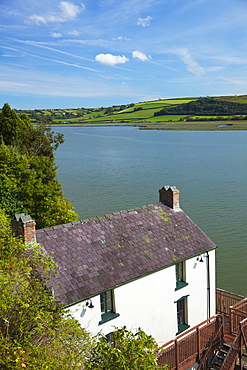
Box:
[99,289,120,325]
[176,295,190,334]
[175,261,188,290]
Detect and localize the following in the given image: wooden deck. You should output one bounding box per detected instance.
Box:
[157,289,247,370]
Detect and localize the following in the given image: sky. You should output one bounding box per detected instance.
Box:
[1,0,247,109]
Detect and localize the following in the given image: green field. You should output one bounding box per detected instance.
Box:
[18,95,247,130]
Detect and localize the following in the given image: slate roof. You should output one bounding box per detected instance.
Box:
[36,202,216,306]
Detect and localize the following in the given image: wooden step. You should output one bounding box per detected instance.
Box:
[224,333,235,343]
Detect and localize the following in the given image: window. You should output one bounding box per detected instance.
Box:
[105,332,114,344]
[175,261,188,290]
[101,290,114,314]
[99,289,120,325]
[176,295,190,334]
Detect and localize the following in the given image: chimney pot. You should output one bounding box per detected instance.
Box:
[159,186,180,210]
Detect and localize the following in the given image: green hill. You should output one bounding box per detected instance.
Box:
[13,95,247,130]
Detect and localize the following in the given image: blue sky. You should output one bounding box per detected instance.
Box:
[1,0,247,109]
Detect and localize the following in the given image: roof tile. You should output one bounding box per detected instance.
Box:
[36,202,216,306]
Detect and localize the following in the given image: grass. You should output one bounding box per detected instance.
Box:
[24,95,247,130]
[216,95,247,104]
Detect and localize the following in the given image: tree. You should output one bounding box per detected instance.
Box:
[0,104,78,228]
[85,326,167,370]
[0,208,92,369]
[0,104,64,158]
[153,97,247,117]
[0,141,77,229]
[0,103,32,148]
[104,107,113,115]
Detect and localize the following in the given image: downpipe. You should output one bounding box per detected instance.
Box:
[206,251,210,319]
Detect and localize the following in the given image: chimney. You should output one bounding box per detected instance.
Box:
[11,214,36,244]
[159,186,180,210]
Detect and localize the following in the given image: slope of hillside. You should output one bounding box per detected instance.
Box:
[13,95,247,130]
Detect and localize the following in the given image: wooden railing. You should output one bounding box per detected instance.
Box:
[230,298,247,335]
[157,315,223,370]
[221,318,247,370]
[157,289,247,369]
[216,288,245,316]
[197,318,224,370]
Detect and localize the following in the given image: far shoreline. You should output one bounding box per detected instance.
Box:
[50,120,247,131]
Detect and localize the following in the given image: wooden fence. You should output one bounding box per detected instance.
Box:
[216,288,245,316]
[157,315,223,369]
[221,318,247,370]
[197,319,224,370]
[157,289,247,369]
[230,298,247,335]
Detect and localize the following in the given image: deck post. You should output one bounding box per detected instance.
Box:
[239,321,243,370]
[220,290,223,313]
[197,327,200,362]
[229,305,233,334]
[221,315,224,342]
[175,339,179,370]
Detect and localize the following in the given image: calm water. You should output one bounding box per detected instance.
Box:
[55,127,247,296]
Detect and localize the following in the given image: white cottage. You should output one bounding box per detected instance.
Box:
[14,186,216,345]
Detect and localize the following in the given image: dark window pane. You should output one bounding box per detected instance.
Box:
[106,290,113,312]
[100,290,114,314]
[176,262,185,282]
[100,292,106,313]
[177,299,185,325]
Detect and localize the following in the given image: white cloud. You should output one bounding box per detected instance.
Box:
[28,53,99,72]
[60,1,84,18]
[113,36,132,41]
[206,66,224,73]
[0,80,27,88]
[68,29,81,36]
[136,16,152,27]
[173,48,205,76]
[219,77,246,85]
[12,40,95,63]
[132,50,150,61]
[27,1,84,25]
[51,32,62,38]
[212,55,247,65]
[95,53,129,66]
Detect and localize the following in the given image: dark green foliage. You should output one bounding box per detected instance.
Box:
[134,106,143,111]
[0,103,78,228]
[0,210,168,368]
[0,103,32,147]
[0,104,64,158]
[0,208,92,369]
[104,107,114,114]
[85,326,167,370]
[0,175,24,216]
[154,97,247,116]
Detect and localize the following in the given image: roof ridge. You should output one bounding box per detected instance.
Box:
[36,202,159,232]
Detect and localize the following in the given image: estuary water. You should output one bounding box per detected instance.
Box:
[54,126,247,296]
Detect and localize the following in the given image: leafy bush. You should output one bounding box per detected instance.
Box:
[0,104,78,228]
[0,208,92,369]
[85,326,167,370]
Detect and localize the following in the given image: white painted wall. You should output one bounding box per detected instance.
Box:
[67,250,216,345]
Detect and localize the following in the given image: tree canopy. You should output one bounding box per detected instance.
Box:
[0,103,168,369]
[85,326,167,370]
[0,103,78,229]
[0,208,92,369]
[0,209,167,369]
[154,97,247,116]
